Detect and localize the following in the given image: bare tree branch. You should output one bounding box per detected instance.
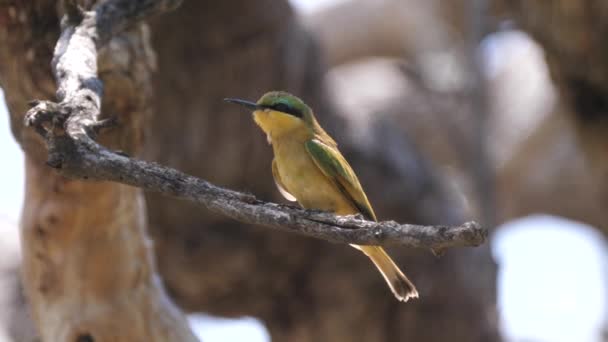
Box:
[26,0,181,145]
[25,106,485,253]
[23,0,486,254]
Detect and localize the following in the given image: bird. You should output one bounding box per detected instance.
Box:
[225,91,418,302]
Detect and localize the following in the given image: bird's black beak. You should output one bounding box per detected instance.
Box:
[224,98,263,111]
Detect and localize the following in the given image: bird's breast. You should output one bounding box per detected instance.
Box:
[272,138,356,215]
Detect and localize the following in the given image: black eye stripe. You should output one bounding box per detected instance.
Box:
[268,103,303,118]
[274,103,290,113]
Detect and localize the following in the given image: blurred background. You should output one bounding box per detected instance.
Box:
[1,0,607,341]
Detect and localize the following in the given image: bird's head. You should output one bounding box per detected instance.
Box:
[225,91,315,140]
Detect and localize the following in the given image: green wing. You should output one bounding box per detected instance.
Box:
[305,139,377,221]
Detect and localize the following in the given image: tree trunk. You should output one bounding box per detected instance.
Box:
[0,1,197,340]
[0,218,37,342]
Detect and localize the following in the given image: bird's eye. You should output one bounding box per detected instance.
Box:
[271,102,303,118]
[274,103,290,113]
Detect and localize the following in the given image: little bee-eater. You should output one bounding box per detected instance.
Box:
[225,91,418,302]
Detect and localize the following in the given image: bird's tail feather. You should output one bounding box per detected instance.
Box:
[355,245,419,302]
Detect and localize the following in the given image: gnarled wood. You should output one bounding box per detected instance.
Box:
[0,1,197,340]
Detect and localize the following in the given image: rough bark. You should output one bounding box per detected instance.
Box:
[0,0,197,340]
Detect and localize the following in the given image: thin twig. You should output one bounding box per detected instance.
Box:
[23,0,487,253]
